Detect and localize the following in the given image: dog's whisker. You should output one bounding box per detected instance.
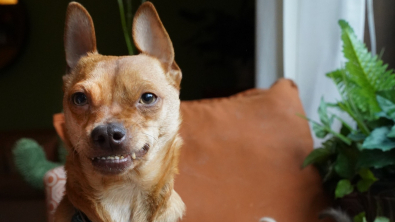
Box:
[141,132,158,142]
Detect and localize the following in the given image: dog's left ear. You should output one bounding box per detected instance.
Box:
[133,2,182,88]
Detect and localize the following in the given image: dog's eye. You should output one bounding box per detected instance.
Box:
[72,92,88,106]
[140,93,157,104]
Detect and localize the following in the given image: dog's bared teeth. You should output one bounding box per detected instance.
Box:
[93,156,127,161]
[132,153,136,160]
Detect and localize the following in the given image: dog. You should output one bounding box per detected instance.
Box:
[54,2,185,221]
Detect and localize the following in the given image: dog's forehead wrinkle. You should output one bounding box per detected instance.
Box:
[118,55,167,79]
[91,59,117,78]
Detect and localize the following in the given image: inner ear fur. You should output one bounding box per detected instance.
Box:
[64,2,97,71]
[133,2,182,87]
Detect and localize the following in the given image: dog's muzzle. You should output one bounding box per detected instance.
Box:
[89,122,132,175]
[88,122,150,175]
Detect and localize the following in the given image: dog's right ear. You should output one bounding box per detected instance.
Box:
[64,2,97,71]
[133,2,182,88]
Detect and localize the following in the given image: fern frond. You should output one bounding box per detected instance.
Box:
[338,20,395,120]
[327,69,370,135]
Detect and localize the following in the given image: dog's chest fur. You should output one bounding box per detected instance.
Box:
[99,184,139,222]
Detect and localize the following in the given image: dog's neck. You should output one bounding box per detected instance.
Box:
[65,135,185,222]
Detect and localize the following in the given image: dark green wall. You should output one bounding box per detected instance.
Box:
[0,0,254,131]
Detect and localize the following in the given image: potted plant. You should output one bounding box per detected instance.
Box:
[303,20,395,222]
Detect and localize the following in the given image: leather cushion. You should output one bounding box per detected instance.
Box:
[176,79,329,222]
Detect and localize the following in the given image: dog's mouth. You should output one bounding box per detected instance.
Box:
[90,144,150,175]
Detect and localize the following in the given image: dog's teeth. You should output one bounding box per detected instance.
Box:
[132,153,136,160]
[96,156,126,160]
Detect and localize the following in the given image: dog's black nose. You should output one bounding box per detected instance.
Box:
[91,123,126,150]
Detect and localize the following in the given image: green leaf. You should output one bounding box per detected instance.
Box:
[334,152,355,179]
[375,111,390,119]
[322,138,338,153]
[357,149,395,169]
[312,122,329,138]
[387,125,395,138]
[335,179,354,198]
[338,20,395,121]
[302,148,332,168]
[318,97,334,126]
[353,212,366,222]
[339,118,356,136]
[322,163,336,182]
[357,179,375,193]
[330,130,352,145]
[301,114,351,144]
[359,168,377,180]
[374,217,390,222]
[366,117,394,130]
[117,0,135,55]
[348,132,366,142]
[377,90,395,104]
[376,95,395,120]
[356,169,377,192]
[328,72,371,135]
[362,126,395,151]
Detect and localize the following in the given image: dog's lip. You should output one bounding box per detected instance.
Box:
[89,143,150,160]
[89,144,150,175]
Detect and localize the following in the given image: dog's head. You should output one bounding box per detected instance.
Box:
[62,2,181,176]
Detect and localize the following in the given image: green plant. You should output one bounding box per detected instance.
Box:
[354,212,390,222]
[116,0,146,55]
[303,20,395,221]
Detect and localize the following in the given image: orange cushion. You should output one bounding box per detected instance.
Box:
[176,79,329,222]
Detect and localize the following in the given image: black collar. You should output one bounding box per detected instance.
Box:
[71,209,91,222]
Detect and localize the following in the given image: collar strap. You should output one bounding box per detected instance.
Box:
[71,209,91,222]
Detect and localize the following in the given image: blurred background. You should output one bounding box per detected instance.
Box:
[0,0,255,131]
[1,0,395,221]
[0,0,254,221]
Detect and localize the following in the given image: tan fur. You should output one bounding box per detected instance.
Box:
[55,2,185,222]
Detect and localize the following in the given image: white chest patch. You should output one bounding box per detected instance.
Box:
[100,185,136,222]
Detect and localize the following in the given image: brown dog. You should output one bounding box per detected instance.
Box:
[54,2,185,222]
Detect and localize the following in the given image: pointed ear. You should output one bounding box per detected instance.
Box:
[64,2,97,70]
[133,2,182,87]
